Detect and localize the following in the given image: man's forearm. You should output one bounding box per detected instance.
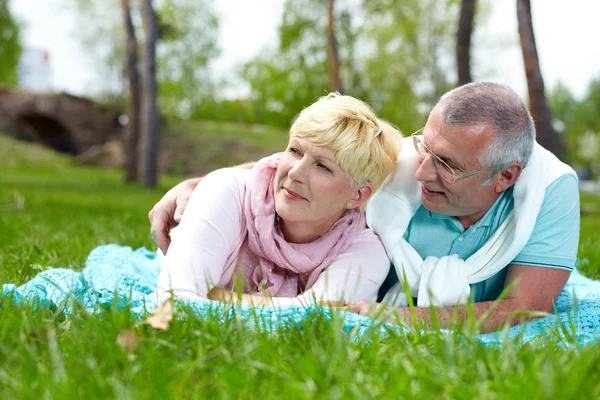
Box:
[183,177,202,191]
[389,299,547,333]
[185,162,256,189]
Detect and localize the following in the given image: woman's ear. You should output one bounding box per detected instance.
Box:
[347,185,373,209]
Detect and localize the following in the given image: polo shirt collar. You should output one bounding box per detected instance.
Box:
[425,189,513,229]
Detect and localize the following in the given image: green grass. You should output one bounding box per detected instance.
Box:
[2,134,600,399]
[579,191,600,279]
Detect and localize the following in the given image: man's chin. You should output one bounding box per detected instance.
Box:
[421,195,445,213]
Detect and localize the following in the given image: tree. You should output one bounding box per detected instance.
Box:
[326,0,342,93]
[241,0,360,127]
[154,0,220,119]
[549,79,600,171]
[361,0,460,132]
[67,0,124,94]
[140,0,159,187]
[64,0,220,118]
[120,0,141,182]
[456,0,476,86]
[241,0,459,132]
[0,0,22,86]
[517,0,560,157]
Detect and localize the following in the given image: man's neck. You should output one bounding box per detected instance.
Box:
[456,190,509,230]
[457,211,487,231]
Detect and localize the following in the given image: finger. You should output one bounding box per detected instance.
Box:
[174,210,184,223]
[148,208,154,223]
[151,210,172,252]
[173,198,189,223]
[349,302,367,314]
[151,228,171,254]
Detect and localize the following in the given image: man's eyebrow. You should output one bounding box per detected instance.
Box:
[422,138,465,170]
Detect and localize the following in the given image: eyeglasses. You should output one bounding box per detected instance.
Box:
[411,128,498,184]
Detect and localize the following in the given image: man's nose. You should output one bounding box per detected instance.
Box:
[414,155,438,183]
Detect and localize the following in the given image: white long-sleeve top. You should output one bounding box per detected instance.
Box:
[156,168,391,306]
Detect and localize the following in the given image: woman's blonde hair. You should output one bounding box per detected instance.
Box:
[290,92,402,192]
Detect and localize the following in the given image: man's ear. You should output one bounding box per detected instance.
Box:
[347,185,373,209]
[494,162,523,193]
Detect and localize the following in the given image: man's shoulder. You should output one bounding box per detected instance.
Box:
[538,173,579,214]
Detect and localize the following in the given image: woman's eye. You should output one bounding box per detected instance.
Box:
[318,163,332,173]
[288,147,301,156]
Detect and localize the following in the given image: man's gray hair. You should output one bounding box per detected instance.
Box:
[436,82,535,185]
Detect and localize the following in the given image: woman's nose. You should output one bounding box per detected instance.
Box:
[414,154,438,183]
[288,159,307,182]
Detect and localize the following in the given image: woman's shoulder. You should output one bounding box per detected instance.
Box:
[201,167,252,191]
[344,225,386,252]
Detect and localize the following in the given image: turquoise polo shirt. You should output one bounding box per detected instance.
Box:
[378,174,580,302]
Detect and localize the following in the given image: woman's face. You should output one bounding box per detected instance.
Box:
[273,137,365,234]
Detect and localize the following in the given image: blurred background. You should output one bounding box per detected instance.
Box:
[1,0,599,188]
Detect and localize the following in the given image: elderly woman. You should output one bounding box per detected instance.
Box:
[155,93,401,306]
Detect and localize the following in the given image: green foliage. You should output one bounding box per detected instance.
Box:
[2,135,600,398]
[0,0,22,86]
[65,0,125,92]
[238,0,358,128]
[65,0,478,132]
[359,0,459,133]
[64,0,220,119]
[549,79,600,175]
[155,0,220,119]
[239,0,460,132]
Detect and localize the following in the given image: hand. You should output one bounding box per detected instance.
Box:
[148,179,198,253]
[349,300,403,322]
[349,300,383,316]
[316,300,348,308]
[207,288,258,306]
[207,287,233,302]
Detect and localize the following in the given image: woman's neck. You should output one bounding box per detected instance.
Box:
[280,213,344,244]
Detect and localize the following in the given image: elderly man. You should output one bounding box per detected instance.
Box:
[149,82,579,332]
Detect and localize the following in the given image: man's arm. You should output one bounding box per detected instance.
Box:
[148,162,257,253]
[351,264,571,333]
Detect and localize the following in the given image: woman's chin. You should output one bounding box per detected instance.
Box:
[275,202,304,223]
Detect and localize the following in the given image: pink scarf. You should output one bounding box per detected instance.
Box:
[231,153,367,297]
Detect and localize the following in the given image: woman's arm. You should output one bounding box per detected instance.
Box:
[156,168,248,300]
[208,230,391,307]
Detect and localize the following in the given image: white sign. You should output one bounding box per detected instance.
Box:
[18,48,52,92]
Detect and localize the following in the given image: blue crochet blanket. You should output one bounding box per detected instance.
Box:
[3,244,600,346]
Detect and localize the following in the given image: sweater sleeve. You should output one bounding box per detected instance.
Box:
[155,168,248,300]
[267,229,391,306]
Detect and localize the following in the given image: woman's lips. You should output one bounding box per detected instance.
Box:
[283,188,306,200]
[421,185,444,197]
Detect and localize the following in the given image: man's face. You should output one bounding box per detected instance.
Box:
[414,107,501,225]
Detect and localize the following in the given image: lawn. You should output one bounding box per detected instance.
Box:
[1,134,600,399]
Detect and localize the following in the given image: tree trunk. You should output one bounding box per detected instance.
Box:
[326,0,343,94]
[517,0,560,157]
[121,0,141,182]
[456,0,476,86]
[140,0,160,187]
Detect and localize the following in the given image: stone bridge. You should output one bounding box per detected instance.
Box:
[0,88,122,155]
